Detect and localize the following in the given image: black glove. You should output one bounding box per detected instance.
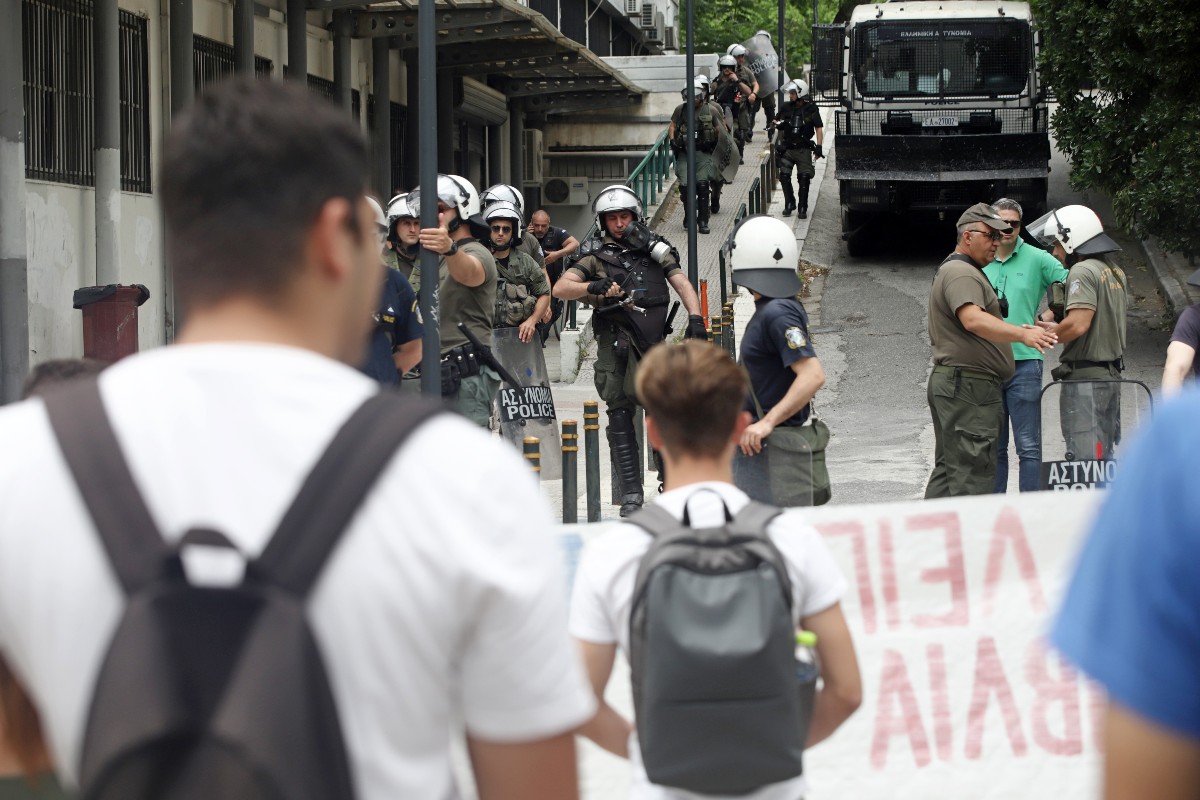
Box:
[587,278,616,295]
[813,143,824,159]
[683,314,708,340]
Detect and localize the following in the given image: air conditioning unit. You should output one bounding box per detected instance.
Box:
[522,129,544,186]
[640,3,654,29]
[645,11,665,43]
[542,176,589,205]
[624,0,639,16]
[663,25,677,49]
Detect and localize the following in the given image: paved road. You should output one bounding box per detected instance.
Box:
[806,134,1172,504]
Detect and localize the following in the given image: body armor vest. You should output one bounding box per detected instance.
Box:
[493,254,537,327]
[586,238,671,352]
[780,101,819,148]
[676,104,719,147]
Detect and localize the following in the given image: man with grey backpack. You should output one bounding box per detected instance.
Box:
[569,340,861,798]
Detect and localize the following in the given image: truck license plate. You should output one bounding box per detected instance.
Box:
[922,116,959,128]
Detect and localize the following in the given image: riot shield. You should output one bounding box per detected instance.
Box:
[741,33,789,95]
[714,122,740,183]
[491,326,562,479]
[731,429,815,507]
[1038,378,1153,490]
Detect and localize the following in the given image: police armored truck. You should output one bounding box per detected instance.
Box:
[811,1,1051,254]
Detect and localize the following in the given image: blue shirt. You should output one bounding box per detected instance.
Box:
[1051,391,1200,737]
[740,297,817,427]
[360,268,423,385]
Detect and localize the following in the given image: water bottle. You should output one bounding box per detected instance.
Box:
[795,630,819,748]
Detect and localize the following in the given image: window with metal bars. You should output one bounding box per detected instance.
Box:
[22,0,152,192]
[852,19,1032,99]
[193,33,273,93]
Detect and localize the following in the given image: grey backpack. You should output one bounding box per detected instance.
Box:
[43,379,443,800]
[627,499,805,795]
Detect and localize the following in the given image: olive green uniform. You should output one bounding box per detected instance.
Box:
[494,249,550,327]
[515,230,545,270]
[1054,258,1128,460]
[387,246,417,282]
[712,70,752,153]
[925,254,1016,498]
[439,239,499,427]
[568,234,681,413]
[670,102,723,185]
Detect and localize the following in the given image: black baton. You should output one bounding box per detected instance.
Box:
[457,323,522,388]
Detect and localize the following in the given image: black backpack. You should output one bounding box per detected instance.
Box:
[43,379,443,800]
[626,498,807,795]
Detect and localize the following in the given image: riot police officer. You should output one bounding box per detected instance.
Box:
[752,31,778,134]
[385,191,420,282]
[669,81,723,234]
[693,74,733,215]
[362,196,423,385]
[1029,204,1128,461]
[485,200,550,343]
[552,185,705,516]
[411,173,500,427]
[727,44,761,141]
[774,80,824,218]
[481,183,546,270]
[713,54,755,162]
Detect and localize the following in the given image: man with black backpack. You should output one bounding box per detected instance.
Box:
[0,78,594,800]
[569,340,861,797]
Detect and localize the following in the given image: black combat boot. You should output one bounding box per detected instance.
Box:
[798,176,811,219]
[780,176,796,217]
[697,182,711,234]
[679,184,689,229]
[710,182,722,214]
[607,408,644,517]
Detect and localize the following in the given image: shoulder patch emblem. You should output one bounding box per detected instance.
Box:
[784,326,807,350]
[1069,279,1082,296]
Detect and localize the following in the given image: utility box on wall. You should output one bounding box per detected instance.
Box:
[73,284,151,363]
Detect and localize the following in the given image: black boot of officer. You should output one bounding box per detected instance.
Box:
[797,176,811,219]
[607,408,644,516]
[710,181,722,214]
[780,174,796,217]
[696,182,711,234]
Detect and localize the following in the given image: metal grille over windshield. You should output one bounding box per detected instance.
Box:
[852,20,1032,99]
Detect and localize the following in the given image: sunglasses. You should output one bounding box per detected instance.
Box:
[1000,219,1021,229]
[490,224,513,233]
[969,229,1004,242]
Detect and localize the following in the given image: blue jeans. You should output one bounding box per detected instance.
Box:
[995,359,1044,492]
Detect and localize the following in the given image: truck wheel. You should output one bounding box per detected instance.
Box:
[843,207,869,257]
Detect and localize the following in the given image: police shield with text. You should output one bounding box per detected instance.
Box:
[552,185,704,515]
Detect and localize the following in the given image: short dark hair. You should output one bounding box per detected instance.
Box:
[636,341,748,458]
[21,358,108,399]
[161,78,369,309]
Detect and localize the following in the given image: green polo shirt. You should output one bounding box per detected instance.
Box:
[983,236,1069,361]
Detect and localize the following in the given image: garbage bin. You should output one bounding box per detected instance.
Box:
[72,284,150,363]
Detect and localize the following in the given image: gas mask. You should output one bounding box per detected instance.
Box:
[620,220,672,264]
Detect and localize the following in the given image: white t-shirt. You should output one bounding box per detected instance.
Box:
[569,481,846,800]
[0,343,595,799]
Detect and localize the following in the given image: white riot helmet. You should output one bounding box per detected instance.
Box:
[727,44,748,58]
[386,192,415,230]
[592,184,643,232]
[681,79,706,100]
[409,174,479,232]
[785,80,809,99]
[726,215,801,298]
[717,54,737,70]
[694,74,711,93]
[481,183,526,216]
[483,200,523,249]
[1029,204,1121,256]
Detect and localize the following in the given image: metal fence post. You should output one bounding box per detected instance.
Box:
[719,249,728,307]
[723,303,734,354]
[584,401,601,522]
[561,420,578,524]
[710,315,721,346]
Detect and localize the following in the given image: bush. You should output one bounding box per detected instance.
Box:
[1033,0,1200,256]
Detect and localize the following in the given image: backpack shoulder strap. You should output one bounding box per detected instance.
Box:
[255,393,445,597]
[42,378,170,595]
[729,500,795,609]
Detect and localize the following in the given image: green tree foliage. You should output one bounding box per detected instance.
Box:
[1033,0,1200,255]
[685,0,844,76]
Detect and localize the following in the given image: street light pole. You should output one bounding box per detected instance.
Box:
[418,0,441,396]
[685,0,697,289]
